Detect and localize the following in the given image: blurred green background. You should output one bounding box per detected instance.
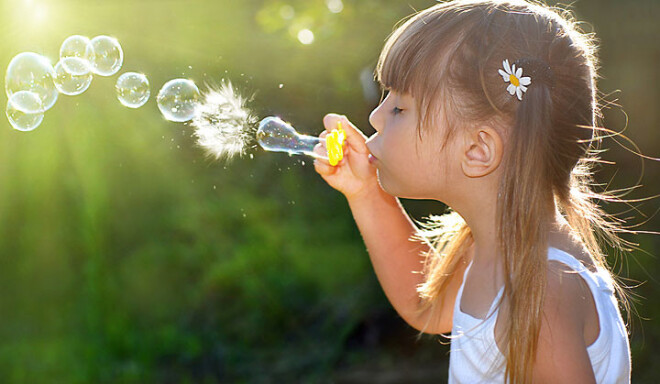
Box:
[0,0,658,382]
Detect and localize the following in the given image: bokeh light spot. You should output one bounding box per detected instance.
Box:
[297,29,314,45]
[326,0,344,13]
[279,5,295,20]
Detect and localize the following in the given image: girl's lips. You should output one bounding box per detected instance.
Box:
[368,154,378,165]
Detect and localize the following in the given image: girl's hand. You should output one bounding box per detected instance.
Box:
[314,114,380,202]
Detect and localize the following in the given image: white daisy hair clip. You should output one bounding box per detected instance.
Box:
[499,59,531,101]
[498,58,555,101]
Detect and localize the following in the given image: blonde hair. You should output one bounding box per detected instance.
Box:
[375,1,632,382]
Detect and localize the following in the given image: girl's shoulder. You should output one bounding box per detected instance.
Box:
[547,229,598,273]
[543,242,603,357]
[533,258,603,381]
[544,236,601,330]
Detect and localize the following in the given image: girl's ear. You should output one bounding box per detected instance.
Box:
[461,127,503,178]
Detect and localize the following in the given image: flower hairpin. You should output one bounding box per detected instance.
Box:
[499,59,531,101]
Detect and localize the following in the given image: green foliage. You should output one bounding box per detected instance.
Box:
[0,0,657,382]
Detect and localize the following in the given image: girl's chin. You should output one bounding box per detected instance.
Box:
[377,171,444,201]
[376,171,402,197]
[375,171,392,193]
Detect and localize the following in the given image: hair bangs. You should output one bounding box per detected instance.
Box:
[375,17,428,96]
[375,5,470,134]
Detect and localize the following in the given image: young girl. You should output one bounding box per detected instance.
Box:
[314,0,631,382]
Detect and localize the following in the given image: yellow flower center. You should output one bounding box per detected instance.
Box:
[509,74,520,87]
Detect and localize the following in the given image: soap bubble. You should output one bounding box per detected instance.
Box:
[115,72,150,108]
[59,35,93,75]
[89,35,123,76]
[157,79,200,122]
[53,59,93,96]
[6,90,44,132]
[5,52,58,111]
[256,116,345,165]
[256,116,320,157]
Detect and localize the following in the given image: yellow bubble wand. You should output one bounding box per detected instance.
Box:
[324,121,345,166]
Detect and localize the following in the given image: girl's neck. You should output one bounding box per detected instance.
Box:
[457,195,562,266]
[454,191,501,264]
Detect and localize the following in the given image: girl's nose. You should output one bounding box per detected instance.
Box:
[369,103,384,132]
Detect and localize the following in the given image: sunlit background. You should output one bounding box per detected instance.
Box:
[0,0,658,382]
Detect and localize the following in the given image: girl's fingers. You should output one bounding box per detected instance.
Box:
[313,142,327,157]
[314,158,335,176]
[323,113,370,155]
[313,142,334,174]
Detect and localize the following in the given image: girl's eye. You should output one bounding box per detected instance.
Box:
[392,107,403,115]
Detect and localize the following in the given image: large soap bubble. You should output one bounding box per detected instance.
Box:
[5,52,58,111]
[53,59,93,96]
[115,72,150,108]
[89,35,123,76]
[6,90,45,132]
[59,35,93,75]
[157,79,200,122]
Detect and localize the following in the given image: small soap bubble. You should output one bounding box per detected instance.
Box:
[60,35,93,75]
[5,52,58,111]
[157,78,200,122]
[60,57,90,76]
[53,59,93,95]
[89,35,123,76]
[6,90,44,131]
[115,72,150,108]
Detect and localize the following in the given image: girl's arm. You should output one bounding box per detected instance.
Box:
[314,114,465,333]
[345,179,430,328]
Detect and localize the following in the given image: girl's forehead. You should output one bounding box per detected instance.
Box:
[382,82,422,102]
[385,89,412,98]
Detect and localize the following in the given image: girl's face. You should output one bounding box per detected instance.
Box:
[366,91,459,200]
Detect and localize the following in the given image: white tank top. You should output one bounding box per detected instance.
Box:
[448,247,631,383]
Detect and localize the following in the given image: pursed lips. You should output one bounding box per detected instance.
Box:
[365,142,379,165]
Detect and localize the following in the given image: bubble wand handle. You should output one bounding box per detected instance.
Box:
[256,116,345,165]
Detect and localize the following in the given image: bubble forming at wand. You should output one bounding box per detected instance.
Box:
[192,81,345,165]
